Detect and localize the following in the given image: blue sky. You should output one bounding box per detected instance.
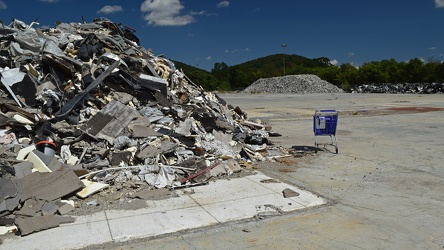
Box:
[1,0,444,71]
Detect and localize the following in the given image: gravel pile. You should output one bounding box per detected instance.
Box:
[242,74,344,94]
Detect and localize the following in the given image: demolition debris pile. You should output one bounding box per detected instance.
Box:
[242,74,344,94]
[0,18,284,236]
[352,82,444,94]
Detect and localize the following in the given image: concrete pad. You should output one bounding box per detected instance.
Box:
[105,195,197,220]
[188,178,275,205]
[107,206,218,242]
[245,173,326,207]
[2,171,323,249]
[3,217,111,249]
[201,193,305,222]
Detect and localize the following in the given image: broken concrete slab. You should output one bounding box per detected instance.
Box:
[130,188,171,200]
[41,201,59,216]
[14,214,59,236]
[0,179,17,202]
[0,178,23,214]
[55,200,75,215]
[20,169,84,201]
[282,188,300,198]
[12,161,33,179]
[15,198,46,217]
[55,215,76,224]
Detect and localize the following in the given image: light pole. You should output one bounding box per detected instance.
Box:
[281,43,287,76]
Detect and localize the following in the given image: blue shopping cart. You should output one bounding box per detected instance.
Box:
[313,110,338,154]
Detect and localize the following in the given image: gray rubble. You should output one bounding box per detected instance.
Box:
[0,18,290,236]
[352,82,444,94]
[242,74,344,94]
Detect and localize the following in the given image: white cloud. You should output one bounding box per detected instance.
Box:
[97,5,123,14]
[206,56,212,60]
[217,1,230,8]
[140,0,194,26]
[0,1,6,9]
[435,0,444,8]
[347,52,354,57]
[40,0,59,3]
[330,59,339,65]
[225,48,250,53]
[429,46,436,50]
[190,10,207,15]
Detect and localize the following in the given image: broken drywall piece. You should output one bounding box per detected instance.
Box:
[26,150,52,172]
[16,145,36,161]
[0,225,17,236]
[76,180,109,199]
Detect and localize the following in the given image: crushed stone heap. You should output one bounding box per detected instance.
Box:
[0,18,290,236]
[242,74,344,94]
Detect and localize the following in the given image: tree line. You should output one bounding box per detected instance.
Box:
[173,54,444,92]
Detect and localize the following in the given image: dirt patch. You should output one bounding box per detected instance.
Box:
[386,106,444,113]
[340,106,444,117]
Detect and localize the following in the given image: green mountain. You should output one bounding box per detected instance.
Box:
[172,54,331,91]
[173,55,444,92]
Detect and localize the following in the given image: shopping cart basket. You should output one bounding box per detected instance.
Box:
[313,110,338,154]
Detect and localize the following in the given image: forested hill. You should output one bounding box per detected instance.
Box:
[172,54,444,92]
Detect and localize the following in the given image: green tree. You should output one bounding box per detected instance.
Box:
[338,63,359,91]
[402,58,425,83]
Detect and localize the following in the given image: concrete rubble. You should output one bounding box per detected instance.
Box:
[0,18,289,237]
[352,82,444,94]
[242,74,344,94]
